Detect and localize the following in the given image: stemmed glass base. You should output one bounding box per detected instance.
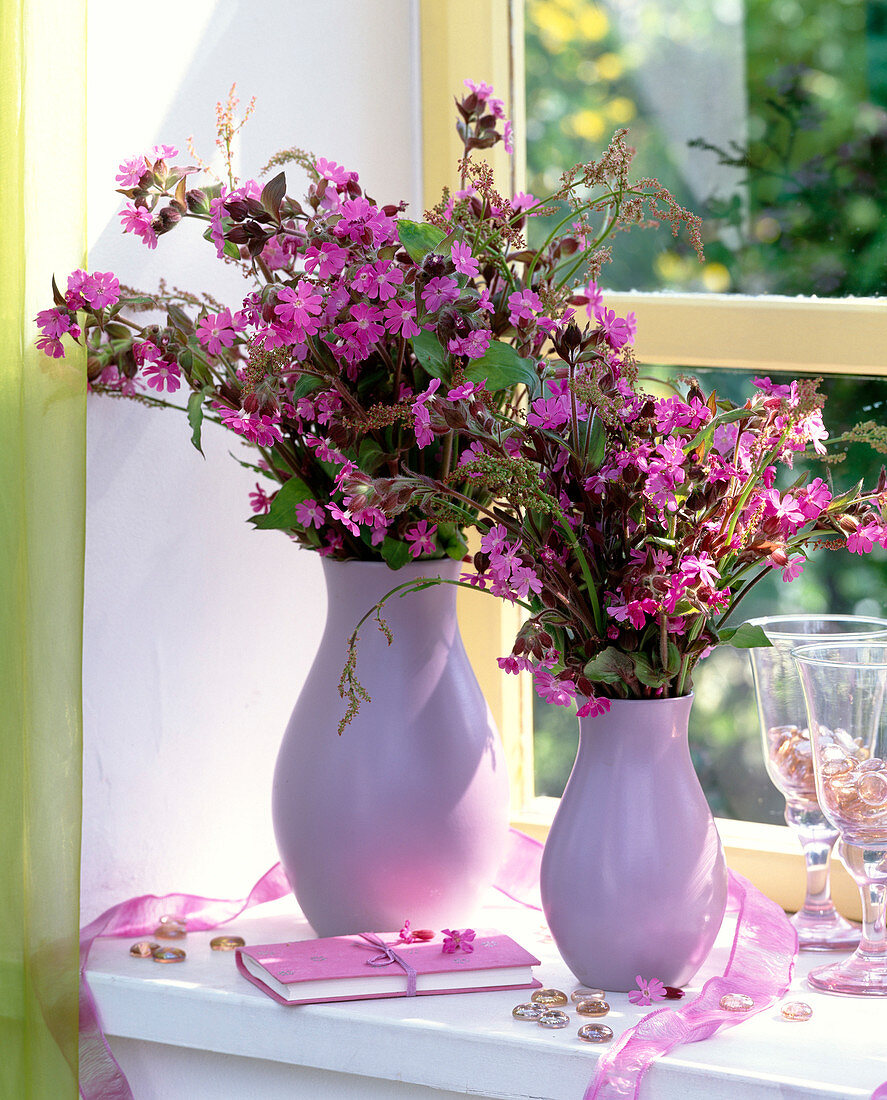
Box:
[808,842,887,996]
[785,803,860,951]
[791,907,861,952]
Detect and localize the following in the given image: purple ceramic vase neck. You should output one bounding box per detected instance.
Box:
[540,695,727,992]
[272,557,510,936]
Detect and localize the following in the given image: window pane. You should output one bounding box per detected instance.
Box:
[525,0,887,296]
[531,367,887,822]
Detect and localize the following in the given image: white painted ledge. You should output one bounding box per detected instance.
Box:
[86,889,887,1100]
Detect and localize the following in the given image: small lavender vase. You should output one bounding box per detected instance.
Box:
[272,557,510,936]
[541,695,727,992]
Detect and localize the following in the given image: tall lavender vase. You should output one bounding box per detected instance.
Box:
[272,558,510,936]
[541,695,727,991]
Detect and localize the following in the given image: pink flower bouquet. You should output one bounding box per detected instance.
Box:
[35,82,699,571]
[341,301,887,716]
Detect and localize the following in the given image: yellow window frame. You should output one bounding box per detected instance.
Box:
[418,0,886,919]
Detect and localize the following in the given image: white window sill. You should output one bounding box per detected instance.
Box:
[85,889,887,1099]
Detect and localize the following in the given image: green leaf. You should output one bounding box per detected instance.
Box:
[358,438,385,474]
[380,536,412,569]
[397,219,447,263]
[249,476,314,530]
[292,373,324,400]
[584,414,606,470]
[223,239,241,260]
[583,647,638,685]
[410,329,450,379]
[718,623,772,649]
[260,171,287,220]
[166,303,194,336]
[632,653,671,688]
[436,523,469,562]
[463,342,540,397]
[187,391,206,456]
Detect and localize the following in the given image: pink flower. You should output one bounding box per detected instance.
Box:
[441,928,476,954]
[405,521,437,558]
[679,552,721,589]
[304,241,349,279]
[115,155,149,189]
[151,144,179,160]
[295,499,326,529]
[464,78,495,99]
[397,920,434,944]
[451,241,479,277]
[507,289,543,327]
[36,334,65,358]
[503,119,514,155]
[315,158,355,187]
[66,269,119,311]
[447,330,491,359]
[582,281,604,316]
[36,307,77,339]
[781,556,805,582]
[422,276,459,313]
[447,380,482,401]
[142,359,181,393]
[326,501,360,536]
[534,669,577,707]
[274,282,324,330]
[249,483,272,514]
[628,975,668,1007]
[577,696,611,718]
[594,305,636,350]
[119,203,157,249]
[848,521,887,554]
[411,379,441,448]
[384,298,420,338]
[511,192,536,216]
[196,309,238,356]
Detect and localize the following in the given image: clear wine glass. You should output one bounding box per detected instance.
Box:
[793,640,887,995]
[747,615,887,950]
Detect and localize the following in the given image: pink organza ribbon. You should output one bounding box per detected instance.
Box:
[585,867,797,1099]
[79,831,797,1100]
[79,862,292,1100]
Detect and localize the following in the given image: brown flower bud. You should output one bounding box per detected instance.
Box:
[185,188,208,213]
[155,205,182,234]
[420,252,449,279]
[833,513,859,535]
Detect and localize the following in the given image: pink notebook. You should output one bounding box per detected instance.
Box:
[235,930,541,1005]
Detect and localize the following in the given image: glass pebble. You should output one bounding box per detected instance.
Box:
[781,1000,813,1021]
[821,757,855,778]
[538,1009,570,1029]
[572,987,605,1002]
[578,1023,614,1043]
[210,935,246,951]
[512,1002,544,1020]
[531,987,568,1006]
[152,947,186,963]
[575,999,610,1017]
[155,915,187,939]
[719,993,754,1012]
[129,941,159,958]
[857,772,887,807]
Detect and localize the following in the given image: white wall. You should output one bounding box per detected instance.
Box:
[82,0,422,922]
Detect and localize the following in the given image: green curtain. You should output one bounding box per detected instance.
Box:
[0,0,86,1095]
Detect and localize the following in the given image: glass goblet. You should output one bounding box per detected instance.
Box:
[747,615,887,950]
[793,640,887,995]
